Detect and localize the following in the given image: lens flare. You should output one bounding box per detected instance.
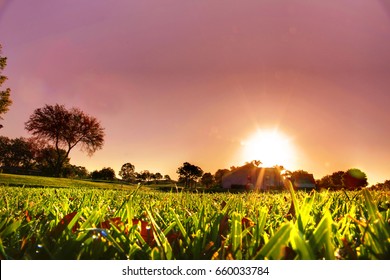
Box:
[241,129,295,168]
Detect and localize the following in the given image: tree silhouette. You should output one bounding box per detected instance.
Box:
[287,170,308,183]
[36,147,70,176]
[342,168,368,190]
[0,44,12,128]
[246,160,262,167]
[0,136,35,172]
[214,169,230,186]
[330,171,344,189]
[143,170,151,182]
[119,162,135,182]
[25,104,104,177]
[177,162,203,188]
[201,172,214,188]
[154,172,163,183]
[91,167,115,181]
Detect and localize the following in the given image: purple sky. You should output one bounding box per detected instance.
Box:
[1,0,390,183]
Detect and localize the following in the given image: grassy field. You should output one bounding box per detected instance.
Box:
[0,174,389,260]
[0,173,136,190]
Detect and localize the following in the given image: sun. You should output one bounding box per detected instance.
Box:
[241,129,295,168]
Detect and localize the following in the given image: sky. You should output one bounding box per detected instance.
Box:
[1,0,390,184]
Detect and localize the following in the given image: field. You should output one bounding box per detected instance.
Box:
[0,173,134,190]
[0,174,389,260]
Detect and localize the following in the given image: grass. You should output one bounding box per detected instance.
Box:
[0,173,136,190]
[0,174,389,260]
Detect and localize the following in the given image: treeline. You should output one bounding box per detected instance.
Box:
[91,166,171,184]
[291,168,389,191]
[0,138,226,187]
[0,136,215,186]
[316,169,390,191]
[0,136,171,183]
[2,135,389,190]
[176,164,385,190]
[0,136,89,178]
[96,162,228,188]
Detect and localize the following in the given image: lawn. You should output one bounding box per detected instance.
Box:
[0,174,389,260]
[0,173,135,190]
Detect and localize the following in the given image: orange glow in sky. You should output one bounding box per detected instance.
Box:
[241,129,296,169]
[1,1,390,185]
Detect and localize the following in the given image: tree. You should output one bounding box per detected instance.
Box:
[8,137,36,171]
[330,171,345,189]
[140,170,151,182]
[177,162,203,188]
[66,165,89,179]
[0,136,90,177]
[25,104,104,177]
[290,170,309,181]
[342,168,368,190]
[214,169,230,186]
[372,180,390,190]
[317,175,332,190]
[35,146,70,176]
[91,167,116,181]
[246,160,262,167]
[0,136,36,173]
[201,172,214,188]
[317,171,345,190]
[91,170,100,180]
[0,44,12,128]
[154,172,163,182]
[0,136,11,167]
[119,162,135,182]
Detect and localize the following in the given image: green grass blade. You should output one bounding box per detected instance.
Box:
[0,219,22,238]
[170,208,190,246]
[147,208,173,260]
[285,180,299,218]
[290,227,315,259]
[310,210,335,260]
[231,212,242,259]
[254,222,293,260]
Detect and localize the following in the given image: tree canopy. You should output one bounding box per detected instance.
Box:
[0,44,12,128]
[214,168,230,186]
[119,162,135,181]
[201,172,214,188]
[0,136,85,177]
[177,162,203,188]
[317,171,345,190]
[342,168,368,190]
[91,167,116,181]
[317,169,368,190]
[25,104,104,177]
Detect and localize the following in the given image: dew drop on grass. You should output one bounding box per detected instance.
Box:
[35,244,43,254]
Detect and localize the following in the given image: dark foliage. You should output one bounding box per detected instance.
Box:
[91,167,116,181]
[118,162,135,182]
[177,162,203,188]
[25,104,104,177]
[0,44,12,128]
